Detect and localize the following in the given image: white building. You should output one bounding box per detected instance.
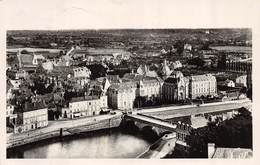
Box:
[6,104,17,126]
[236,75,247,87]
[107,82,136,111]
[172,60,182,69]
[224,79,236,87]
[189,74,217,99]
[15,69,28,79]
[184,44,192,51]
[73,67,91,78]
[122,74,163,100]
[32,54,45,65]
[14,102,48,133]
[42,61,54,72]
[10,79,21,90]
[64,95,108,118]
[161,59,173,78]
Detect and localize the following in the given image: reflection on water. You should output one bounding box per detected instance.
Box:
[8,130,154,158]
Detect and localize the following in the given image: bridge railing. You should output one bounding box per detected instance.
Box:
[135,113,177,125]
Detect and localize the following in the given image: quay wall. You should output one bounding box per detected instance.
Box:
[7,116,122,149]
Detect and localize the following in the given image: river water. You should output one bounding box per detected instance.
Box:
[7,130,155,158]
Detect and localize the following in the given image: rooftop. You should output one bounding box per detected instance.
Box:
[190,74,216,82]
[70,95,100,103]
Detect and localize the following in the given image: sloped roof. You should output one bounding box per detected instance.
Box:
[70,95,100,103]
[20,54,34,65]
[109,81,136,92]
[190,74,216,82]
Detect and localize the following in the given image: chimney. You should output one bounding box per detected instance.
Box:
[208,143,215,158]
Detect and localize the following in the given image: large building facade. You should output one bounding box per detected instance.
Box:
[14,103,48,133]
[107,82,136,111]
[65,95,108,118]
[189,74,217,99]
[162,71,189,103]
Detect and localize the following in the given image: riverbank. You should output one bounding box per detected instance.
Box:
[7,114,122,149]
[7,128,155,158]
[137,133,177,158]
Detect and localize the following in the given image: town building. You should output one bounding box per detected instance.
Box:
[174,122,192,156]
[15,69,29,79]
[42,61,54,72]
[171,60,182,69]
[63,95,108,118]
[236,75,247,87]
[9,79,21,90]
[107,82,136,111]
[218,79,236,88]
[161,60,173,78]
[123,73,163,100]
[73,66,91,78]
[162,71,189,103]
[32,53,45,65]
[188,74,217,99]
[6,104,17,126]
[72,66,91,86]
[225,60,252,73]
[14,102,48,133]
[137,64,158,77]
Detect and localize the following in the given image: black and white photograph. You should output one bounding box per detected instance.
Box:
[1,0,259,162]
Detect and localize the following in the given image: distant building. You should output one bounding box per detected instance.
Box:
[107,82,136,110]
[161,59,173,78]
[226,60,252,73]
[218,79,235,88]
[32,53,45,65]
[188,74,217,99]
[73,66,91,78]
[123,73,163,100]
[14,102,48,133]
[15,69,29,79]
[137,64,158,77]
[67,46,131,62]
[184,44,192,51]
[42,61,54,72]
[64,95,108,118]
[208,143,253,158]
[236,75,247,87]
[9,79,21,90]
[174,122,193,155]
[172,60,182,69]
[6,104,17,126]
[162,71,189,103]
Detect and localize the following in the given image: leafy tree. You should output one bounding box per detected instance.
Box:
[186,107,252,158]
[187,57,205,68]
[87,64,108,80]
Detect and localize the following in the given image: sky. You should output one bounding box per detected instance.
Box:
[0,0,259,30]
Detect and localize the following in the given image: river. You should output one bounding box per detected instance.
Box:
[7,129,156,158]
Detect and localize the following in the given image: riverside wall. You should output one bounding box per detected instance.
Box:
[7,116,122,149]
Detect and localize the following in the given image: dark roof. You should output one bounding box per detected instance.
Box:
[164,77,179,84]
[14,102,47,113]
[70,95,100,103]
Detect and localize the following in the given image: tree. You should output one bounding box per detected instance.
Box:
[187,107,252,158]
[187,57,205,68]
